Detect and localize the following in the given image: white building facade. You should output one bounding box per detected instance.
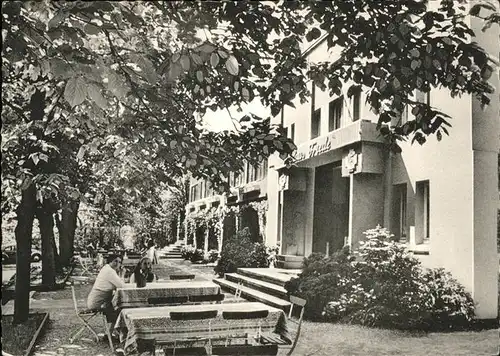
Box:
[265,10,499,319]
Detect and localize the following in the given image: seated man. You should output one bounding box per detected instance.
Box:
[87,253,125,334]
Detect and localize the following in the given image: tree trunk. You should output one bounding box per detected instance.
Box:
[36,208,56,287]
[53,213,62,272]
[13,184,36,324]
[51,230,62,273]
[58,200,79,266]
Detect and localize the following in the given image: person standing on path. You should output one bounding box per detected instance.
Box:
[145,240,158,265]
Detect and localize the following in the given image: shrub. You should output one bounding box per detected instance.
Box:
[419,268,475,330]
[181,245,195,260]
[190,248,204,263]
[286,225,476,330]
[206,249,219,263]
[214,228,271,277]
[284,248,355,320]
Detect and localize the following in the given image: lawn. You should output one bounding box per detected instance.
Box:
[285,322,498,356]
[2,313,47,355]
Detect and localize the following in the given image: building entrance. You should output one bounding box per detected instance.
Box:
[312,163,350,255]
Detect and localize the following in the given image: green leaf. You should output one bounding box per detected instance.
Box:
[306,27,321,42]
[84,23,101,35]
[191,52,203,65]
[410,60,420,70]
[49,58,72,79]
[199,42,216,53]
[392,77,401,90]
[441,37,453,45]
[234,81,240,91]
[180,55,190,71]
[136,56,158,83]
[107,71,129,99]
[168,62,182,81]
[218,49,229,59]
[196,70,204,83]
[64,77,87,107]
[210,52,220,67]
[48,10,68,29]
[76,145,86,160]
[378,79,387,91]
[87,83,107,109]
[410,48,420,58]
[172,53,181,63]
[225,55,239,76]
[432,59,441,69]
[242,87,250,101]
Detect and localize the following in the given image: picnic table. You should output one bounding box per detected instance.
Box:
[114,302,289,354]
[112,281,221,309]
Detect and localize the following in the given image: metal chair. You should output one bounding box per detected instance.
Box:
[222,309,269,347]
[69,285,114,352]
[259,295,306,356]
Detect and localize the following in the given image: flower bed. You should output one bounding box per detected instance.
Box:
[1,312,49,355]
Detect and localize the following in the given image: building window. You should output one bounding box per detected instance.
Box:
[415,180,430,243]
[415,89,430,105]
[352,89,361,121]
[247,163,257,183]
[395,184,407,242]
[230,171,243,187]
[311,108,321,139]
[190,186,195,202]
[256,159,268,180]
[290,123,295,142]
[329,97,343,131]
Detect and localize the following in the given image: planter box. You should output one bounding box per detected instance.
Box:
[1,312,50,356]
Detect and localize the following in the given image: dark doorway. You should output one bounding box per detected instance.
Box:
[240,207,261,243]
[222,213,236,245]
[312,163,350,255]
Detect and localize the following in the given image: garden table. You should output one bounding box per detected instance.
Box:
[112,281,220,309]
[114,302,289,354]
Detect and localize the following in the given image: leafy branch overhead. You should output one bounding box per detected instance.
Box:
[2,1,498,217]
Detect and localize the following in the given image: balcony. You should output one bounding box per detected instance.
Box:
[292,120,385,164]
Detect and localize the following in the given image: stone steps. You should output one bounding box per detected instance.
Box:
[224,273,288,300]
[275,255,304,269]
[236,268,299,287]
[213,278,291,311]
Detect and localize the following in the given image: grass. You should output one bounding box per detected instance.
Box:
[2,313,47,355]
[284,321,499,356]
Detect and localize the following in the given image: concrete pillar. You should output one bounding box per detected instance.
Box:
[218,219,224,253]
[469,7,499,319]
[348,173,385,247]
[383,151,393,230]
[204,222,209,255]
[472,151,498,318]
[175,214,181,243]
[304,169,315,257]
